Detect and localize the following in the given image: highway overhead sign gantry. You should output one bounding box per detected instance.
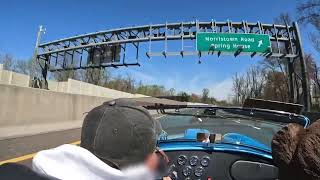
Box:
[36,21,310,111]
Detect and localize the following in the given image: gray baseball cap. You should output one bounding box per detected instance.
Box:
[80,98,161,168]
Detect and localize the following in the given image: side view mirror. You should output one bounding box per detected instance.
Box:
[196,133,222,143]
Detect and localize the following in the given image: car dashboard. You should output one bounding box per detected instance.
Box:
[159,142,278,180]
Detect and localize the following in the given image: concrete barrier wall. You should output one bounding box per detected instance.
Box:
[11,71,30,87]
[0,67,148,99]
[67,79,134,98]
[48,81,68,92]
[0,70,30,87]
[0,84,111,128]
[48,79,148,98]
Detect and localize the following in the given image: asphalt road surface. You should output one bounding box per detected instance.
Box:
[0,128,81,167]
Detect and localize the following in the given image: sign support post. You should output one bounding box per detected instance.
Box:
[293,22,310,111]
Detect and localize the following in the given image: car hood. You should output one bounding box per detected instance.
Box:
[222,133,270,151]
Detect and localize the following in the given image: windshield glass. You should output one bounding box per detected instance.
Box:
[157,108,286,149]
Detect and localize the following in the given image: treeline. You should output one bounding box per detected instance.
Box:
[232,58,320,111]
[231,55,317,105]
[232,1,320,111]
[175,89,229,105]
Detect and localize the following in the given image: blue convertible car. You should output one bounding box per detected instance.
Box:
[146,103,310,180]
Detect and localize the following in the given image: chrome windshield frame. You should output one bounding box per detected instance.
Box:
[145,104,310,127]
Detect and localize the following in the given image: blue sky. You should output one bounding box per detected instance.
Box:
[0,0,319,100]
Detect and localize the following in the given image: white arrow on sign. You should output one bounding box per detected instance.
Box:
[258,40,263,47]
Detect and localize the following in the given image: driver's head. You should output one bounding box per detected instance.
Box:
[80,99,161,169]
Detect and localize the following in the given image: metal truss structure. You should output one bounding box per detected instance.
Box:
[36,20,310,111]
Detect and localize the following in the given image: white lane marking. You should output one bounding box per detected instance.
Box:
[251,126,261,130]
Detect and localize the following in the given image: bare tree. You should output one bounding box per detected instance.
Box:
[297,0,320,30]
[202,88,210,103]
[190,93,200,102]
[0,54,43,77]
[232,73,244,105]
[260,57,291,99]
[53,70,79,82]
[0,54,14,71]
[274,12,293,25]
[264,71,289,102]
[177,91,190,102]
[73,67,110,86]
[297,0,320,52]
[14,59,32,75]
[169,88,176,96]
[232,66,266,105]
[105,74,137,93]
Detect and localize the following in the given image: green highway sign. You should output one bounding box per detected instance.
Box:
[196,32,271,54]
